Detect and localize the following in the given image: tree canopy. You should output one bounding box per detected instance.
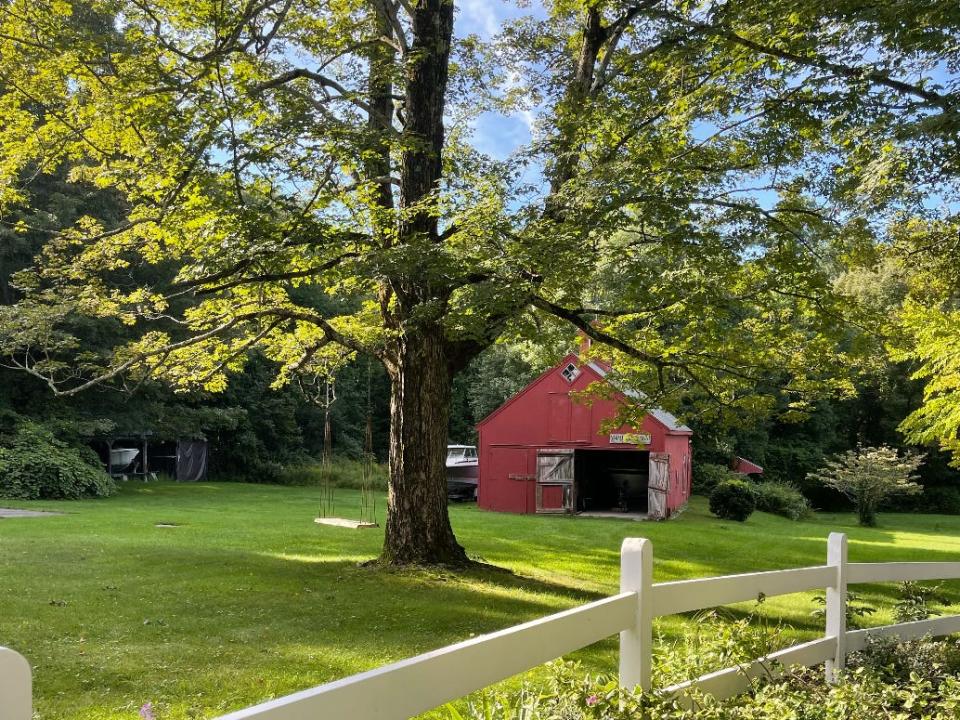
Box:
[1,0,958,563]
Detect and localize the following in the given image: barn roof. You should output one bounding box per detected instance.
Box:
[586,361,692,433]
[733,456,764,474]
[476,353,692,434]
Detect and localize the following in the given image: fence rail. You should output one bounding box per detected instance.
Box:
[217,592,637,720]
[846,614,960,653]
[848,561,960,584]
[4,533,960,720]
[650,564,836,617]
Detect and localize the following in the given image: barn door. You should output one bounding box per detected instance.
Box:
[536,450,575,514]
[648,452,670,519]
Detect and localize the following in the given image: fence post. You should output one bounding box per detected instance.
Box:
[619,537,653,692]
[825,532,848,683]
[0,646,31,720]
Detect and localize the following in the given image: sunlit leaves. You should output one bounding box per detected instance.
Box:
[0,0,957,431]
[892,301,960,464]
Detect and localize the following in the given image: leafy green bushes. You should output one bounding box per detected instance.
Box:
[700,465,809,521]
[447,634,960,720]
[893,581,943,624]
[750,480,811,520]
[692,462,738,496]
[709,479,756,521]
[248,460,286,484]
[853,635,960,684]
[917,486,960,515]
[0,422,114,499]
[278,458,388,489]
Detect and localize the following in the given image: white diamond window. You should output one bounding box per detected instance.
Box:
[560,363,580,383]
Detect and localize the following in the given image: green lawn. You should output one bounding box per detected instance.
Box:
[1,482,959,719]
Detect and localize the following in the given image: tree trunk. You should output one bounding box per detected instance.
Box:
[857,501,877,527]
[382,326,467,565]
[373,0,464,565]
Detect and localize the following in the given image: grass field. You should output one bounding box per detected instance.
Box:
[1,482,959,719]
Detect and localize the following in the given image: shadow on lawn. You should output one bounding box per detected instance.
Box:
[102,539,606,632]
[10,539,620,716]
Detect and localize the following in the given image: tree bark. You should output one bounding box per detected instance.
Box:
[374,1,611,565]
[373,0,468,565]
[548,6,606,199]
[398,0,454,244]
[382,327,468,565]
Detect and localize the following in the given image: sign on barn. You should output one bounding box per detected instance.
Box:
[609,433,652,445]
[476,353,693,519]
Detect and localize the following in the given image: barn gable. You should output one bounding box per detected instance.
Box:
[476,353,691,435]
[475,353,589,430]
[584,362,692,435]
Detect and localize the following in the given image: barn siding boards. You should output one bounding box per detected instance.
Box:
[547,394,570,442]
[481,446,532,513]
[476,353,693,518]
[571,402,592,443]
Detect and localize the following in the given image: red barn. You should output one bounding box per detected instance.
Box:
[476,353,692,519]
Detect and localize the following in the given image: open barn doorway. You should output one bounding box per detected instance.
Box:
[574,449,650,515]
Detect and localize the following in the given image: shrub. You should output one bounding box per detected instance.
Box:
[893,580,943,623]
[918,485,960,515]
[750,480,811,520]
[0,422,114,499]
[447,651,960,720]
[811,589,876,629]
[709,479,755,521]
[692,462,737,496]
[279,457,388,489]
[851,635,960,685]
[655,606,788,686]
[250,460,285,484]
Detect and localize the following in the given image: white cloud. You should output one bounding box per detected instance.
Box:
[457,0,504,39]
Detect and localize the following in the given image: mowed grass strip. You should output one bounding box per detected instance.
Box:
[1,482,959,719]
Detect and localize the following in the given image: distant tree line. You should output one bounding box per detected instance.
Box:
[0,164,394,478]
[2,166,959,508]
[1,165,958,513]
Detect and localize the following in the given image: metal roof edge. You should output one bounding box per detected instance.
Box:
[587,361,692,433]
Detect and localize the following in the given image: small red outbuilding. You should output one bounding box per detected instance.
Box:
[476,353,692,519]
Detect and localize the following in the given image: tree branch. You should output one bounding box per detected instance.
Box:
[252,67,394,125]
[651,8,957,111]
[530,295,666,367]
[192,252,359,295]
[370,0,410,56]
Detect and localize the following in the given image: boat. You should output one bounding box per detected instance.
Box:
[109,448,140,473]
[446,444,478,500]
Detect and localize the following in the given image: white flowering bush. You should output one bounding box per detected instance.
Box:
[807,445,922,526]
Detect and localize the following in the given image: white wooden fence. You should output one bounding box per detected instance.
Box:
[3,532,960,720]
[0,646,31,720]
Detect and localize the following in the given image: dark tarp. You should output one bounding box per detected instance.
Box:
[176,440,208,482]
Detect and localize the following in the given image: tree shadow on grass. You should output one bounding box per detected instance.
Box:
[13,540,622,718]
[13,505,960,720]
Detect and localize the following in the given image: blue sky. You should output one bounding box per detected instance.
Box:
[454,0,543,161]
[451,2,959,216]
